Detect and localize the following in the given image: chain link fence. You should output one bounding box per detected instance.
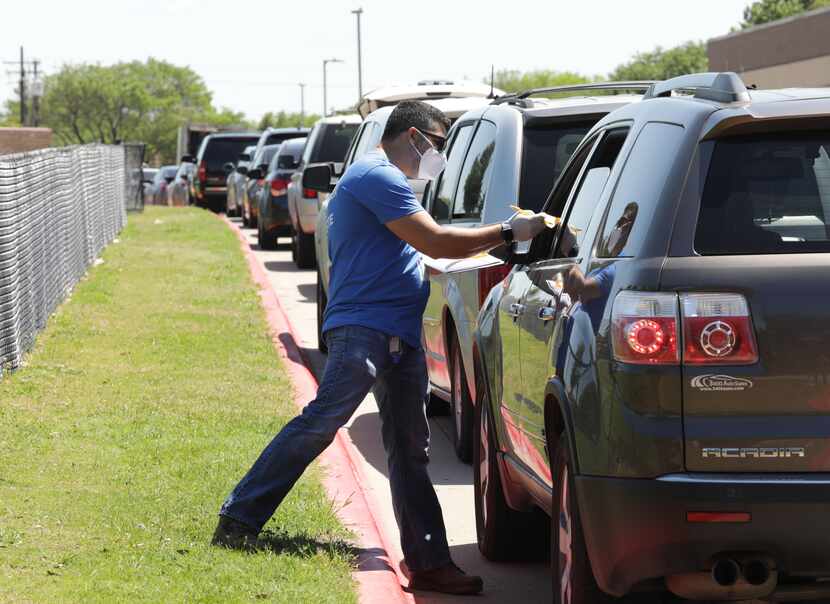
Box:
[124,143,145,212]
[0,144,131,377]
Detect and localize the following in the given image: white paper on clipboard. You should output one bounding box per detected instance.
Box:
[423,252,505,275]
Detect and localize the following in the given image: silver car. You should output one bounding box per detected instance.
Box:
[420,84,650,461]
[226,145,256,216]
[287,114,361,269]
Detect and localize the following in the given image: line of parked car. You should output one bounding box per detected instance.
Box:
[145,74,830,603]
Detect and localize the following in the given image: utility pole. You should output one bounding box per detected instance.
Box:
[322,58,343,117]
[32,60,40,127]
[19,47,26,126]
[351,8,364,102]
[299,82,306,126]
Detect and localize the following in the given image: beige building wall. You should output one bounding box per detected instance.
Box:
[0,128,53,155]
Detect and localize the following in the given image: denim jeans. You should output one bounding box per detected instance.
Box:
[220,325,451,572]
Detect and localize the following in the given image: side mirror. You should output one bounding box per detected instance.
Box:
[180,155,195,163]
[223,162,235,174]
[247,168,263,180]
[303,162,335,193]
[239,153,251,162]
[236,165,248,175]
[258,163,268,172]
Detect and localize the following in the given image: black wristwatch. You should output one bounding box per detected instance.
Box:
[500,222,514,244]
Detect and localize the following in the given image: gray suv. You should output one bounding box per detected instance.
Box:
[420,83,651,462]
[473,72,830,602]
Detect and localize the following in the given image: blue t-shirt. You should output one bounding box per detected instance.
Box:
[322,150,429,348]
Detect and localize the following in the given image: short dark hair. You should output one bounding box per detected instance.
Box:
[381,100,450,142]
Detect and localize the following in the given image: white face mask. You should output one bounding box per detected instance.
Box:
[410,130,447,180]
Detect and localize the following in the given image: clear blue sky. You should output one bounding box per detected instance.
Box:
[1,0,749,121]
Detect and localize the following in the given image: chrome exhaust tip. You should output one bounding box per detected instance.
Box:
[743,558,771,586]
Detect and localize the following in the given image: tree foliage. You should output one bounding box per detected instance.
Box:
[33,59,247,162]
[257,110,320,130]
[609,41,708,81]
[491,69,592,95]
[740,0,830,28]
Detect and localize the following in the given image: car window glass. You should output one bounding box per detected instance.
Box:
[203,138,259,172]
[453,120,497,221]
[311,123,360,163]
[596,122,683,258]
[344,122,367,165]
[695,132,830,255]
[519,122,595,212]
[301,124,321,165]
[430,123,475,222]
[353,122,381,163]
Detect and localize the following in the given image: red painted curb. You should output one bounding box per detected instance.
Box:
[221,215,414,604]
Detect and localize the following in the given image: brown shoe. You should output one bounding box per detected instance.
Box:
[408,562,484,595]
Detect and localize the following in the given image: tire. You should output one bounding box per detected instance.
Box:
[474,385,547,561]
[551,432,612,604]
[295,230,316,269]
[258,221,277,251]
[316,270,328,354]
[450,335,474,463]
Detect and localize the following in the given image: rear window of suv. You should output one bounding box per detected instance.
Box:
[203,137,259,172]
[303,123,359,165]
[519,121,595,212]
[696,133,830,255]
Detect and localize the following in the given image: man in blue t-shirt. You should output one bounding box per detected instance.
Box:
[213,101,546,595]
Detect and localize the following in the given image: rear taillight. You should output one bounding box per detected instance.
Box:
[681,294,758,365]
[611,292,679,365]
[611,291,758,366]
[198,161,206,183]
[478,264,512,306]
[302,188,317,199]
[270,178,289,197]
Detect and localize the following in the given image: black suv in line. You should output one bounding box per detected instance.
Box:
[473,72,830,602]
[193,132,260,212]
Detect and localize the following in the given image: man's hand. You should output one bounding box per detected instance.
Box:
[563,266,587,298]
[507,212,547,242]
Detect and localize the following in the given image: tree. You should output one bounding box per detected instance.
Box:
[609,41,708,81]
[35,59,249,162]
[490,69,592,96]
[740,0,830,28]
[257,110,320,130]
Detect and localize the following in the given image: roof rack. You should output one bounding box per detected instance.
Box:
[643,72,750,103]
[491,81,655,107]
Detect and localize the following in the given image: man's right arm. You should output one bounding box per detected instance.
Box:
[386,210,546,259]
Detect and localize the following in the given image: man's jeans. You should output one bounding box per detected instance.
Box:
[220,325,451,572]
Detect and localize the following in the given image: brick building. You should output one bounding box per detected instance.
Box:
[708,6,830,88]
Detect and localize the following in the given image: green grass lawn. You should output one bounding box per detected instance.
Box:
[0,207,357,603]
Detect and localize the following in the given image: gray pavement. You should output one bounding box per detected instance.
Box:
[236,221,772,604]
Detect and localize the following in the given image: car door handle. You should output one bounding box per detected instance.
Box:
[538,306,557,321]
[507,303,525,318]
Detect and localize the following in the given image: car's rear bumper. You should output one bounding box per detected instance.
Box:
[576,473,830,596]
[260,196,291,232]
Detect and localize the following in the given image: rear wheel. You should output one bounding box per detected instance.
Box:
[450,335,474,463]
[316,270,328,354]
[474,384,547,561]
[551,433,612,604]
[294,230,316,269]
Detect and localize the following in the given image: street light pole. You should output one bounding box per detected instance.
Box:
[322,58,343,117]
[299,83,306,126]
[351,8,364,101]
